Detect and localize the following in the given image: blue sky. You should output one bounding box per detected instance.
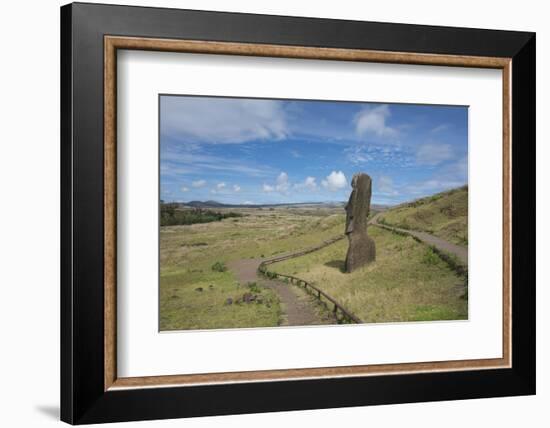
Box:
[160,95,467,206]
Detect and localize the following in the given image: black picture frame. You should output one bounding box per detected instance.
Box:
[61,2,535,424]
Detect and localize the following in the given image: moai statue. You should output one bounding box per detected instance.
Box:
[344,173,376,272]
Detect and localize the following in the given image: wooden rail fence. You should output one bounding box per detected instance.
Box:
[257,235,363,324]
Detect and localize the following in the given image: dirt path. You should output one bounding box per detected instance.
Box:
[228,259,335,326]
[229,212,466,326]
[370,213,468,265]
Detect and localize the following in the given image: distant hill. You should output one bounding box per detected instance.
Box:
[178,200,390,210]
[377,186,468,246]
[185,200,227,208]
[371,204,390,213]
[180,200,344,209]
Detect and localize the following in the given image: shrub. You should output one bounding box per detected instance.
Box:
[211,261,227,272]
[247,282,262,293]
[422,248,440,265]
[160,204,244,226]
[264,270,278,280]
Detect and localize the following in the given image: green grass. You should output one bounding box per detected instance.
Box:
[160,268,283,330]
[211,261,227,272]
[160,208,346,331]
[270,226,467,323]
[160,200,469,330]
[378,186,468,245]
[160,204,243,226]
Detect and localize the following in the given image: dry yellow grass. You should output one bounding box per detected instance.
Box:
[161,205,467,330]
[270,225,467,323]
[378,186,468,246]
[160,207,345,330]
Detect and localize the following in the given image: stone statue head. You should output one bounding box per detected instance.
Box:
[345,173,372,235]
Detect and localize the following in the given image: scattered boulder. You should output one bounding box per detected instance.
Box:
[345,173,376,272]
[242,292,257,303]
[224,297,233,306]
[194,287,203,292]
[233,293,261,304]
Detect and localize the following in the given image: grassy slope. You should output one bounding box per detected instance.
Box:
[161,271,282,330]
[160,209,345,330]
[378,186,468,246]
[271,226,467,323]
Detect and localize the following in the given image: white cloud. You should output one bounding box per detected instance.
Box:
[216,182,226,190]
[243,201,254,205]
[321,171,347,192]
[262,172,291,194]
[444,156,468,177]
[374,175,399,196]
[275,172,290,193]
[416,143,453,165]
[161,150,275,178]
[262,184,274,193]
[161,97,289,144]
[233,185,241,192]
[404,155,467,198]
[180,186,189,192]
[354,105,398,139]
[378,176,394,193]
[192,179,206,188]
[346,145,373,165]
[430,124,451,134]
[294,176,318,191]
[408,179,465,195]
[345,143,412,168]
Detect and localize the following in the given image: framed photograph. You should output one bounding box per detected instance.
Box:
[61,2,535,424]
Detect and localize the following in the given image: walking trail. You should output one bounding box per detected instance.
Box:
[369,213,468,265]
[228,258,335,326]
[229,212,466,326]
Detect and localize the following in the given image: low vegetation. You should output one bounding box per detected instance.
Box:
[160,268,282,330]
[160,192,469,330]
[160,207,346,331]
[377,186,468,245]
[160,203,243,226]
[211,261,227,272]
[270,226,467,323]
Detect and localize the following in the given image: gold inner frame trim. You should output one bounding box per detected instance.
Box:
[104,35,512,391]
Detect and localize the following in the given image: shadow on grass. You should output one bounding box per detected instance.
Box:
[324,260,346,272]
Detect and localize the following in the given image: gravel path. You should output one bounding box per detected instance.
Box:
[370,213,468,265]
[228,259,335,326]
[229,212,466,326]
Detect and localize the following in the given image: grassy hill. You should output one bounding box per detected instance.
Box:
[160,190,469,330]
[270,226,467,323]
[378,186,468,246]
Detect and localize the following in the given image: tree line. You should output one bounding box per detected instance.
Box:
[160,203,243,226]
